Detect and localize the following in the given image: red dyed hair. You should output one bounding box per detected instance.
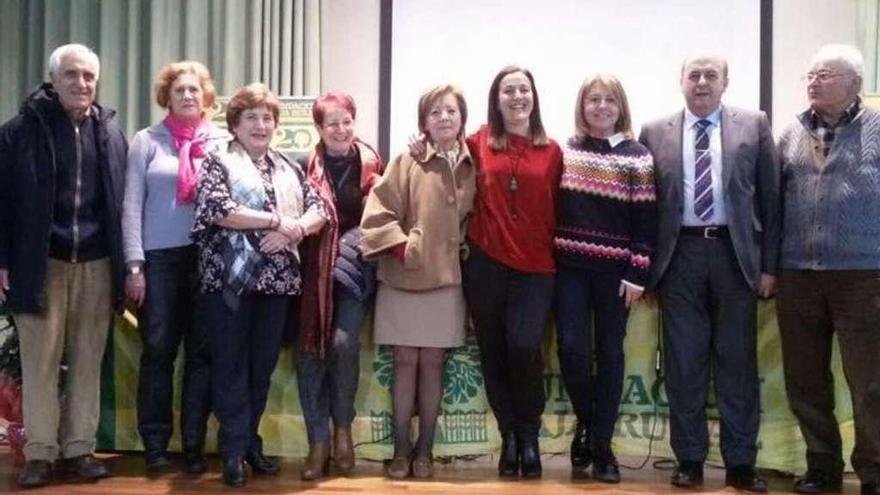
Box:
[312,92,357,127]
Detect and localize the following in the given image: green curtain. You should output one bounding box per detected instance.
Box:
[0,0,321,136]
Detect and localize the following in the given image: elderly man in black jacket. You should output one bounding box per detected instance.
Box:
[0,43,127,488]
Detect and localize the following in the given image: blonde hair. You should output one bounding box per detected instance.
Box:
[574,74,634,140]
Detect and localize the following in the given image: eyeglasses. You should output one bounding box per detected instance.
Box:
[802,71,846,83]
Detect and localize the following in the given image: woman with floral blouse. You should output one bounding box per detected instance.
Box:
[191,83,327,488]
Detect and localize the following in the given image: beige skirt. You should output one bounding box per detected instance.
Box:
[373,283,466,348]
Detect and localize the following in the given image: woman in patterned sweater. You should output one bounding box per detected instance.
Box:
[553,74,656,483]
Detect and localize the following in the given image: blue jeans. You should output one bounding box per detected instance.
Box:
[201,291,289,458]
[297,285,368,443]
[137,245,211,453]
[554,265,628,442]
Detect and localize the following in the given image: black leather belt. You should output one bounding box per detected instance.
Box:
[680,226,729,239]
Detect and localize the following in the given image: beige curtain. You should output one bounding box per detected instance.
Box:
[0,0,321,135]
[859,0,880,94]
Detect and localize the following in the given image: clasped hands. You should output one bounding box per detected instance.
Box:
[260,214,305,255]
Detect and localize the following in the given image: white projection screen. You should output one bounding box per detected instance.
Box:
[389,0,762,154]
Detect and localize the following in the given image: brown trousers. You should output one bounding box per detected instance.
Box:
[13,258,112,461]
[777,269,880,483]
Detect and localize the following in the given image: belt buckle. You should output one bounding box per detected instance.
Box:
[703,227,719,239]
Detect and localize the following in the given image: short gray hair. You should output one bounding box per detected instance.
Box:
[47,44,100,80]
[811,44,863,77]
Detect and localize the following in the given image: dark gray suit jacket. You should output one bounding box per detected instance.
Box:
[638,106,781,290]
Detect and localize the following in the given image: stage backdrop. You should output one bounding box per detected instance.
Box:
[97,298,855,474]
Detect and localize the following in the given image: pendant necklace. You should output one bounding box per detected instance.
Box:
[508,151,521,192]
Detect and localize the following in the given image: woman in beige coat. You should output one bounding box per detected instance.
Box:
[361,85,476,479]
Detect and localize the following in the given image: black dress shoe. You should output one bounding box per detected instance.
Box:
[592,441,621,484]
[794,469,843,494]
[17,460,53,488]
[570,421,592,468]
[519,440,542,479]
[145,450,171,472]
[498,431,519,478]
[183,450,207,474]
[862,481,880,495]
[671,460,704,488]
[66,454,111,480]
[245,451,279,475]
[222,456,246,488]
[726,465,768,493]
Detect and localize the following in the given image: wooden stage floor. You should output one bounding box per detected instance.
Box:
[0,447,866,494]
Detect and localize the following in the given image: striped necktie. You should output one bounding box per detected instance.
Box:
[693,119,714,222]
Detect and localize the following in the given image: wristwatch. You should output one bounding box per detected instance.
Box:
[127,265,142,276]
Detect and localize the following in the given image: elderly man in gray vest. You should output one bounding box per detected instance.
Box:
[777,43,880,495]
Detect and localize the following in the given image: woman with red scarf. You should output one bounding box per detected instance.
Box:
[121,61,228,474]
[297,92,382,480]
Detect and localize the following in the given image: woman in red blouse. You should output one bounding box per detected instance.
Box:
[463,66,562,479]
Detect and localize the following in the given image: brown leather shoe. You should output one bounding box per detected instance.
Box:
[334,427,355,473]
[300,442,330,481]
[411,456,434,479]
[386,455,411,479]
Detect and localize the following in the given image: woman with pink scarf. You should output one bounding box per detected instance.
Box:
[121,61,228,474]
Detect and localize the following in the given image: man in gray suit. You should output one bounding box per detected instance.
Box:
[639,55,780,492]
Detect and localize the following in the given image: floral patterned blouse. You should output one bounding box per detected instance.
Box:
[192,150,326,295]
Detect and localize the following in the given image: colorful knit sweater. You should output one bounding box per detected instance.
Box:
[554,134,657,287]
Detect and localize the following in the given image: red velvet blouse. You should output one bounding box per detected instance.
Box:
[466,125,563,274]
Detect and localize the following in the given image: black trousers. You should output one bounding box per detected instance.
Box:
[463,244,554,441]
[201,291,289,459]
[137,246,211,453]
[777,269,880,484]
[658,236,760,467]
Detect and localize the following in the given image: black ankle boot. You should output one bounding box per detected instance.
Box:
[222,456,246,487]
[570,421,591,479]
[245,451,279,475]
[519,438,542,479]
[183,449,206,474]
[592,440,621,483]
[498,431,519,478]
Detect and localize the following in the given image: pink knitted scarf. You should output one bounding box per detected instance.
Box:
[163,114,211,205]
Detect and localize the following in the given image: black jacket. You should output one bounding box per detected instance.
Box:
[0,84,127,313]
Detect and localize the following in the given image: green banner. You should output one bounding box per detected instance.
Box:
[100,300,855,473]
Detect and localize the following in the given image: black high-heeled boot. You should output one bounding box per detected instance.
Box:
[498,431,519,478]
[519,437,542,479]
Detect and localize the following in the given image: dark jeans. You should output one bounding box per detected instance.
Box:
[463,244,554,440]
[137,245,211,453]
[201,291,289,459]
[297,285,369,443]
[554,265,628,442]
[658,236,760,467]
[777,269,880,484]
